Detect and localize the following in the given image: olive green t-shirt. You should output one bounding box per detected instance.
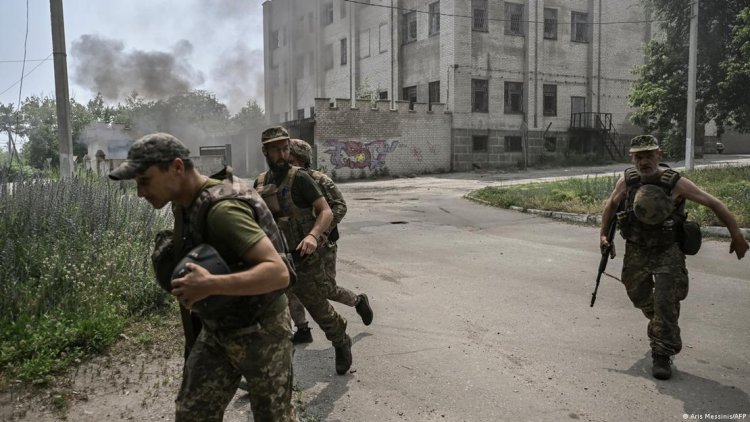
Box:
[200,179,266,267]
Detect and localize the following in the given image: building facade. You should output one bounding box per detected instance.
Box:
[263,0,653,173]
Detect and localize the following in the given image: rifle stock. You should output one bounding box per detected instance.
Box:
[590,216,617,307]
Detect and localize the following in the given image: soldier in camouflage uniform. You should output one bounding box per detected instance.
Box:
[254,126,354,375]
[110,133,297,421]
[600,135,748,380]
[285,138,374,344]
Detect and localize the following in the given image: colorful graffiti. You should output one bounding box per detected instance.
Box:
[323,139,399,170]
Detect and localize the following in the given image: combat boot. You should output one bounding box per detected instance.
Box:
[292,326,313,344]
[652,353,672,380]
[334,335,352,375]
[355,294,373,326]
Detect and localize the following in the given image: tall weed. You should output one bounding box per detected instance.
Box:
[0,173,172,382]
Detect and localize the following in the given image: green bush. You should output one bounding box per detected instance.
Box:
[469,165,750,227]
[0,173,172,383]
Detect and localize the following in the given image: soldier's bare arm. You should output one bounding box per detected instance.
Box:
[673,177,748,259]
[297,196,334,256]
[171,236,289,307]
[600,176,627,249]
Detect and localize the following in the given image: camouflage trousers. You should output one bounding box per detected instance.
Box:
[621,242,689,356]
[288,250,348,346]
[288,243,358,328]
[175,305,297,422]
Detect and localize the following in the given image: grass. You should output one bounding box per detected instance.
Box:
[0,171,173,385]
[468,165,750,228]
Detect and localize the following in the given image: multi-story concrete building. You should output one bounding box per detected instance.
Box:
[263,0,652,172]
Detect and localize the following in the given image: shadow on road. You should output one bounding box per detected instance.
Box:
[283,332,373,421]
[608,352,750,415]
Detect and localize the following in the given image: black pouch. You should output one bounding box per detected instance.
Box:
[152,230,178,292]
[679,220,702,255]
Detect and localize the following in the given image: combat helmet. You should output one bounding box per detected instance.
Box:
[633,184,674,225]
[289,139,313,168]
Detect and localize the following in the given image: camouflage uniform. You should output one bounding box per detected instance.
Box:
[109,134,296,421]
[287,166,358,326]
[256,166,348,347]
[618,164,689,357]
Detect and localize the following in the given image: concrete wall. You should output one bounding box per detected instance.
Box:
[313,97,452,178]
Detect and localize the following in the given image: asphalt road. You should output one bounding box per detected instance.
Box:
[289,156,750,422]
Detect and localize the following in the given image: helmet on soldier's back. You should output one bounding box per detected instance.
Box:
[633,184,674,225]
[289,139,312,168]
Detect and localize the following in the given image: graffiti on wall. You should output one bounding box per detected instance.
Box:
[323,139,399,170]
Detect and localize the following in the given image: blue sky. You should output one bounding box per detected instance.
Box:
[0,0,266,114]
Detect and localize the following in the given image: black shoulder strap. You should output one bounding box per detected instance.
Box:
[624,167,641,187]
[659,168,680,190]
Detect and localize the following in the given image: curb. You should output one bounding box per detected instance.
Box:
[464,193,748,239]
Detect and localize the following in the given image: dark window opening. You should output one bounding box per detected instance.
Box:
[472,0,488,32]
[472,79,488,113]
[543,84,557,116]
[505,136,523,152]
[544,137,557,152]
[571,12,589,43]
[544,8,558,40]
[504,82,523,114]
[505,3,524,36]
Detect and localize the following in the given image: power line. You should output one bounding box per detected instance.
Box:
[343,0,680,26]
[0,54,51,98]
[0,58,53,63]
[9,0,30,166]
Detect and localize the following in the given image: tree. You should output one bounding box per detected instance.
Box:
[718,7,750,133]
[629,0,750,156]
[230,100,265,132]
[20,96,94,169]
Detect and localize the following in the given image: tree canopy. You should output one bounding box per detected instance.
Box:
[629,0,750,155]
[0,90,264,170]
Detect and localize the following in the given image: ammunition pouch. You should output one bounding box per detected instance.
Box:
[256,183,281,215]
[678,220,702,255]
[152,230,179,293]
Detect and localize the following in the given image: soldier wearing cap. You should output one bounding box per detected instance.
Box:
[110,132,297,421]
[254,126,354,375]
[600,134,748,380]
[285,138,374,344]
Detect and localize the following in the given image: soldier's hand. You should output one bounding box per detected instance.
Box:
[297,234,318,256]
[171,263,212,308]
[729,235,749,260]
[599,235,610,251]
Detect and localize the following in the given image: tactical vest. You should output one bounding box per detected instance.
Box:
[618,166,687,248]
[256,166,317,252]
[172,168,294,328]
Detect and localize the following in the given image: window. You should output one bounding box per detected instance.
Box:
[473,136,488,153]
[571,12,589,42]
[504,82,523,114]
[340,0,346,19]
[309,107,315,117]
[472,0,488,32]
[505,136,523,152]
[505,3,524,36]
[322,3,334,27]
[340,39,347,65]
[429,81,440,104]
[544,137,557,152]
[544,8,557,40]
[323,44,333,70]
[472,79,488,113]
[403,11,417,43]
[359,29,370,59]
[543,84,557,116]
[379,90,388,100]
[571,96,586,114]
[379,23,389,52]
[297,109,305,120]
[403,86,417,103]
[429,2,440,36]
[270,30,279,50]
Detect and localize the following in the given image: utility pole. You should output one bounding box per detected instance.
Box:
[50,0,74,179]
[685,0,699,170]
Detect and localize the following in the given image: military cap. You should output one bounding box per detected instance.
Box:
[261,126,290,144]
[289,139,313,167]
[109,133,190,180]
[629,135,660,153]
[633,184,674,225]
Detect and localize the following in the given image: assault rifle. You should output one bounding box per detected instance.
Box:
[591,215,617,307]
